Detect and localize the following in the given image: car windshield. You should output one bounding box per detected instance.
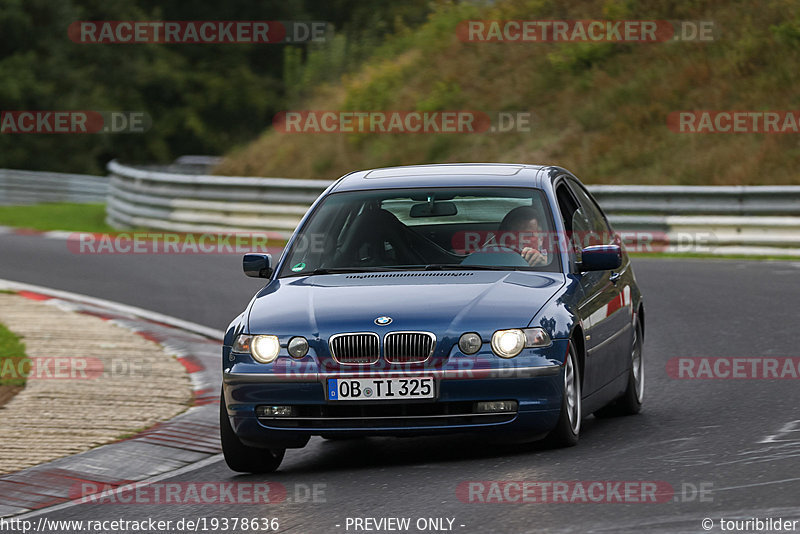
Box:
[279,187,561,277]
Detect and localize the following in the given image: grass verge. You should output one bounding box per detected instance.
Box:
[0,203,289,251]
[0,318,29,408]
[0,203,114,233]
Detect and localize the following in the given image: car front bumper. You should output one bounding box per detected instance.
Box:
[222,340,568,448]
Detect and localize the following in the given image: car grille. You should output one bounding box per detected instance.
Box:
[384,332,435,363]
[329,333,380,364]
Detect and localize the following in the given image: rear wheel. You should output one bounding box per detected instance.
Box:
[542,342,581,447]
[220,394,285,473]
[594,320,644,418]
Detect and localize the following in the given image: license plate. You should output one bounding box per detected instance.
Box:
[327,377,435,401]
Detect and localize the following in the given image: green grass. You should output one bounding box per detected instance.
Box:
[0,320,29,387]
[0,203,113,233]
[0,203,290,252]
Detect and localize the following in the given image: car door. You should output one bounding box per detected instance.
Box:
[566,178,632,391]
[555,180,610,396]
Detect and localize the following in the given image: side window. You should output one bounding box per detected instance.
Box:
[555,182,581,261]
[567,180,612,247]
[555,183,577,230]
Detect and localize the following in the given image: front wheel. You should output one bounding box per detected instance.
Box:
[220,394,285,473]
[542,341,581,447]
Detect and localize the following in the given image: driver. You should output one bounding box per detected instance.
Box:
[494,206,550,267]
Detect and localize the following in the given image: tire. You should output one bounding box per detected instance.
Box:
[220,394,285,473]
[542,341,581,448]
[594,320,644,418]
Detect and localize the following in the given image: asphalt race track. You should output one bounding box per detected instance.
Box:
[2,231,799,533]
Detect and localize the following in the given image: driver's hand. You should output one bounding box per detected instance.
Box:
[521,247,547,266]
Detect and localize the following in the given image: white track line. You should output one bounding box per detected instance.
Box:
[0,278,224,340]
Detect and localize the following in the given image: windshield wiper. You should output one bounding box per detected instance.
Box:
[286,267,398,277]
[286,264,524,277]
[423,264,522,271]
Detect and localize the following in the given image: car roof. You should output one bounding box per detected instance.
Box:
[330,163,566,192]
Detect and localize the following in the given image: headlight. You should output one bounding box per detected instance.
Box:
[458,332,482,355]
[252,335,281,363]
[491,327,551,358]
[491,330,526,358]
[232,334,281,364]
[287,336,309,358]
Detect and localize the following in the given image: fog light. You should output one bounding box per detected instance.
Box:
[287,336,309,358]
[475,400,518,413]
[458,332,482,355]
[256,405,297,417]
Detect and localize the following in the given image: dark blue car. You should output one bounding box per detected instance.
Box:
[221,164,645,473]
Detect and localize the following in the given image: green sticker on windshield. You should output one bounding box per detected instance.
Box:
[291,262,306,272]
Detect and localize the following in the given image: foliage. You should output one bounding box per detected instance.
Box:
[0,0,434,173]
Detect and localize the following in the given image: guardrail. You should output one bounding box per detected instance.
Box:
[106,160,330,238]
[4,160,791,256]
[589,185,800,216]
[0,169,108,205]
[64,161,788,256]
[105,160,800,256]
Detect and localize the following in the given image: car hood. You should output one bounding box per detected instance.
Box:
[247,270,565,337]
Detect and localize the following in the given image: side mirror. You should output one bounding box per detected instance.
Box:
[579,245,621,272]
[243,253,273,278]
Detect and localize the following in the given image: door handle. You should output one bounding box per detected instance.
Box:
[609,272,622,284]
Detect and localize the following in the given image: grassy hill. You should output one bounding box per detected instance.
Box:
[217,0,800,185]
